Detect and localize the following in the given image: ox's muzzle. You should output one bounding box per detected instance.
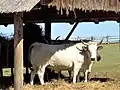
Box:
[91,54,101,61]
[91,58,95,61]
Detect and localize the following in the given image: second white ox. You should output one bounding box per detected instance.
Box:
[29,40,103,85]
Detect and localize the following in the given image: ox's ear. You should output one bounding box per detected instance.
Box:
[76,46,88,51]
[97,46,103,50]
[76,47,82,51]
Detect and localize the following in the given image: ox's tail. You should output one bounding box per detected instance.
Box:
[28,42,40,62]
[28,42,41,71]
[28,43,36,71]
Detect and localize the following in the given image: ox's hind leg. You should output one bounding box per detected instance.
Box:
[30,69,36,85]
[68,71,72,82]
[58,71,61,79]
[37,65,47,85]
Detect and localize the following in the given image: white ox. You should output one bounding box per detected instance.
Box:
[29,40,103,85]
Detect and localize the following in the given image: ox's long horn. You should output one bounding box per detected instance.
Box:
[55,36,60,41]
[98,38,103,45]
[81,40,89,46]
[76,47,82,51]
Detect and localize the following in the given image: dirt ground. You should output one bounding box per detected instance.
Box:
[9,79,120,90]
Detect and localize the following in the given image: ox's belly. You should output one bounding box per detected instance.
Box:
[48,57,73,71]
[47,65,73,71]
[47,50,83,71]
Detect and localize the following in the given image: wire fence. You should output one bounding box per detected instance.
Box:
[68,35,120,44]
[0,33,120,44]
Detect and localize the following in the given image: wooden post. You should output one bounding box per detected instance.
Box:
[0,43,3,88]
[0,43,3,78]
[45,20,51,43]
[0,68,3,77]
[14,12,23,90]
[106,35,109,44]
[0,68,3,88]
[11,68,14,76]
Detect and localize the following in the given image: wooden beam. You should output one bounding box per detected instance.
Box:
[45,20,51,43]
[65,21,79,41]
[0,8,119,24]
[14,12,23,90]
[0,68,3,78]
[0,10,120,24]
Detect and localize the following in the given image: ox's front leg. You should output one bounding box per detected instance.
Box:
[84,70,89,83]
[86,61,94,81]
[88,61,94,73]
[73,63,82,84]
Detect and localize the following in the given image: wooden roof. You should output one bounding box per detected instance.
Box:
[41,0,120,15]
[0,0,119,14]
[0,0,119,24]
[0,0,41,13]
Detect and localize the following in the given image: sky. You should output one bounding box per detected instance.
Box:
[0,21,119,40]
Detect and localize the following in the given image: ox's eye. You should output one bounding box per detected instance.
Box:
[82,46,88,51]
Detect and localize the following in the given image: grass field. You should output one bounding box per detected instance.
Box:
[2,43,120,90]
[93,44,120,73]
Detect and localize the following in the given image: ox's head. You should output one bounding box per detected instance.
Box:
[80,39,103,61]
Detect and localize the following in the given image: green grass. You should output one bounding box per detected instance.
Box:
[92,44,120,73]
[3,44,120,76]
[3,68,11,76]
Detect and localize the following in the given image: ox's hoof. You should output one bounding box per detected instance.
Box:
[84,80,88,83]
[73,81,76,84]
[40,82,45,85]
[30,83,33,85]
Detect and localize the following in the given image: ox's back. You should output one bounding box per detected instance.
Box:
[29,42,85,71]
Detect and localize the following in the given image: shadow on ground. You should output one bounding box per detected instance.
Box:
[90,77,114,82]
[64,76,114,83]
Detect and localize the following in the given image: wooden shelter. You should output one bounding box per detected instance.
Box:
[0,0,120,24]
[0,0,120,90]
